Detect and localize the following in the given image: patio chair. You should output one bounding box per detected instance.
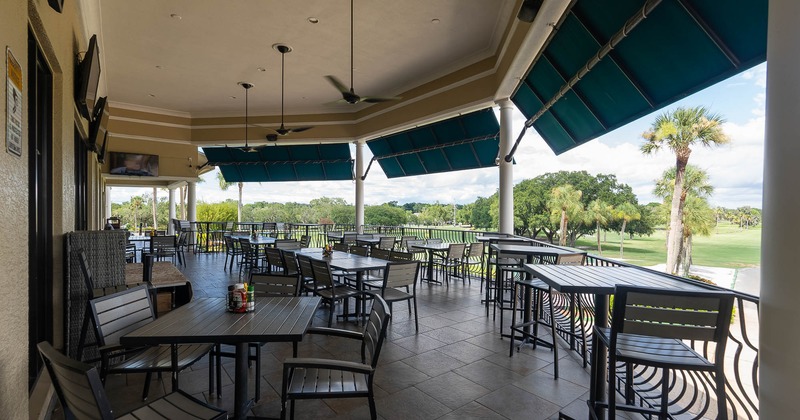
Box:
[280,292,391,420]
[389,250,413,261]
[310,258,361,327]
[399,235,417,251]
[377,261,420,331]
[238,238,262,278]
[88,285,213,400]
[590,285,734,419]
[265,247,287,274]
[432,243,466,286]
[223,235,243,272]
[37,341,226,420]
[213,273,300,401]
[281,249,300,277]
[460,242,484,284]
[297,254,321,295]
[333,242,349,252]
[299,234,311,248]
[276,239,302,250]
[175,230,189,266]
[146,235,178,264]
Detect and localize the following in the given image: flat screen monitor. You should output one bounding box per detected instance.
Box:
[109,152,159,177]
[75,34,101,119]
[88,96,109,153]
[97,132,109,164]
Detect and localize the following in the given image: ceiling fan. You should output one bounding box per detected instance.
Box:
[234,81,264,152]
[268,44,313,140]
[325,0,401,105]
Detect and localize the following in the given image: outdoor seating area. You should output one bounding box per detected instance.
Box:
[46,227,759,420]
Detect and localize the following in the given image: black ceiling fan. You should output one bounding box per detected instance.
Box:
[325,0,401,105]
[235,82,264,152]
[268,44,313,140]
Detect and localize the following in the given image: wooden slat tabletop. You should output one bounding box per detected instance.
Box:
[523,265,711,295]
[120,296,320,346]
[490,244,585,257]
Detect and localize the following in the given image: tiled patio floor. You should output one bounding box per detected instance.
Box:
[89,251,601,419]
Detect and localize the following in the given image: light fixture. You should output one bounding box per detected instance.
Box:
[170,13,182,20]
[431,18,440,24]
[237,82,260,152]
[307,17,319,24]
[517,0,543,23]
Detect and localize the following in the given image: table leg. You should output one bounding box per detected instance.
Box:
[233,342,252,420]
[427,250,434,282]
[589,294,609,420]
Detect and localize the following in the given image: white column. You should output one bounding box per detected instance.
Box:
[104,186,112,221]
[168,188,176,234]
[761,2,800,417]
[187,181,197,222]
[355,140,365,233]
[497,99,515,234]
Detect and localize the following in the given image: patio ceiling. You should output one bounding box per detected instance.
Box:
[511,0,768,155]
[365,108,501,179]
[203,144,353,182]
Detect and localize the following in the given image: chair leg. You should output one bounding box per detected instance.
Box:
[715,367,729,420]
[549,287,559,379]
[254,344,261,402]
[77,307,91,361]
[368,394,377,419]
[142,371,152,400]
[608,353,617,419]
[509,282,518,357]
[216,344,222,398]
[413,296,419,332]
[208,351,215,395]
[660,367,670,419]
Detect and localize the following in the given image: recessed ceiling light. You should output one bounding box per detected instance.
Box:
[170,13,182,20]
[230,96,237,99]
[148,94,156,98]
[155,65,162,69]
[257,67,266,72]
[431,18,441,24]
[307,17,319,24]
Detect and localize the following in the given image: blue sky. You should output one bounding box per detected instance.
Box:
[111,62,766,209]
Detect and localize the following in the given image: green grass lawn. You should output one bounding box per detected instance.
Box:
[574,222,761,268]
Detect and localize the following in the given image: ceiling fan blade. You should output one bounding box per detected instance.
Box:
[361,96,402,103]
[325,75,350,94]
[289,126,313,133]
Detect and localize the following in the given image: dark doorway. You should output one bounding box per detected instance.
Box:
[28,29,54,390]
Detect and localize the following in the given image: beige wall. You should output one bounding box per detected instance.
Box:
[0,0,97,417]
[0,0,31,417]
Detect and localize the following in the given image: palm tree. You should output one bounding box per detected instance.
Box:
[548,184,583,246]
[614,202,640,257]
[584,199,613,254]
[641,106,728,274]
[130,196,143,232]
[654,165,714,272]
[152,187,158,231]
[217,170,243,222]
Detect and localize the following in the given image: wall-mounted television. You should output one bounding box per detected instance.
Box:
[109,152,159,177]
[88,96,109,153]
[75,34,101,120]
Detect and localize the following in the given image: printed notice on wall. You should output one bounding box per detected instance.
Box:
[6,47,23,157]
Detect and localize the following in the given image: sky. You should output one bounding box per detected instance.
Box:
[110,63,766,209]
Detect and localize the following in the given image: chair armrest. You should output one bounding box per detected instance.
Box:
[307,327,364,341]
[283,357,373,375]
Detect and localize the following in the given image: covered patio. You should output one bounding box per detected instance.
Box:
[4,0,797,419]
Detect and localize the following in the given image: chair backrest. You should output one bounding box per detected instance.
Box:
[556,252,585,265]
[400,236,416,250]
[370,247,391,261]
[37,341,115,420]
[406,239,425,252]
[224,235,237,251]
[343,233,358,245]
[150,235,175,251]
[426,238,443,245]
[176,231,189,247]
[333,242,349,252]
[89,285,155,348]
[611,285,735,346]
[378,236,395,250]
[349,245,369,256]
[389,250,413,261]
[383,261,420,290]
[248,273,299,297]
[265,247,286,271]
[297,254,315,281]
[282,250,300,274]
[361,292,392,368]
[467,242,483,258]
[239,238,255,257]
[310,259,336,290]
[299,235,311,248]
[447,243,466,259]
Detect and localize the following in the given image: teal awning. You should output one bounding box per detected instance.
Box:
[365,108,501,179]
[512,0,767,155]
[203,144,353,182]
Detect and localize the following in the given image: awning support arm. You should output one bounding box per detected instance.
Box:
[503,0,663,163]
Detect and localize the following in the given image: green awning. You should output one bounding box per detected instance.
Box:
[512,0,767,155]
[203,144,353,182]
[365,108,500,179]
